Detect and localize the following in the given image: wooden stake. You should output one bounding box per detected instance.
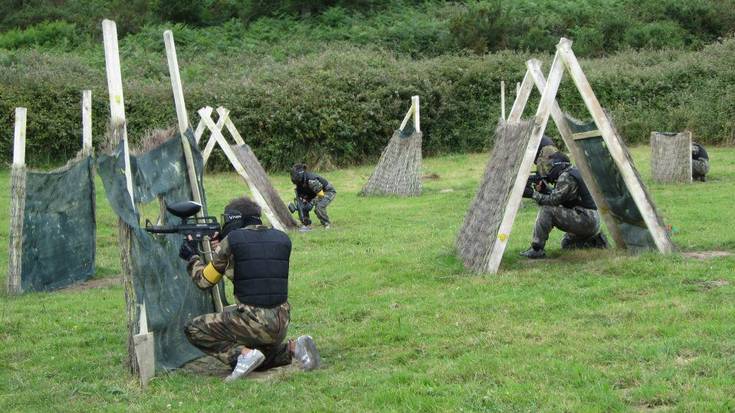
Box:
[82,90,93,156]
[500,81,506,121]
[163,29,223,312]
[7,107,27,295]
[412,96,421,133]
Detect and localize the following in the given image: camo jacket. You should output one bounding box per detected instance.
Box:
[531,169,578,207]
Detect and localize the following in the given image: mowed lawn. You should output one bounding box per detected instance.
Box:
[1,146,734,412]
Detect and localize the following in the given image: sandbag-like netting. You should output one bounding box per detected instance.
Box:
[456,120,534,272]
[20,155,96,292]
[360,123,422,196]
[231,144,298,229]
[650,131,692,183]
[565,114,671,252]
[97,130,220,372]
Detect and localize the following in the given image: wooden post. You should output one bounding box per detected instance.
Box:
[103,19,155,386]
[651,131,692,183]
[486,50,565,274]
[412,95,420,133]
[163,29,224,312]
[82,90,93,156]
[200,106,230,165]
[557,39,673,254]
[500,81,506,121]
[7,107,27,295]
[526,59,625,248]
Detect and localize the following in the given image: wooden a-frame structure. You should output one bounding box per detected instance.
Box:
[463,37,673,274]
[193,106,298,231]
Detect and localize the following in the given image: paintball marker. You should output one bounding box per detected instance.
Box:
[527,173,551,195]
[145,201,220,242]
[287,190,313,226]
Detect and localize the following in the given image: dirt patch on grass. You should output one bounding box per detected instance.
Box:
[63,276,121,292]
[422,173,440,180]
[180,355,299,380]
[682,250,732,260]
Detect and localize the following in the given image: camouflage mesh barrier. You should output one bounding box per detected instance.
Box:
[20,155,96,292]
[456,120,534,272]
[650,131,692,183]
[97,130,220,372]
[360,123,422,196]
[566,114,670,252]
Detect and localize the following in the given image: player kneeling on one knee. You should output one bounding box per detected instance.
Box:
[521,152,607,259]
[179,196,321,381]
[290,163,336,230]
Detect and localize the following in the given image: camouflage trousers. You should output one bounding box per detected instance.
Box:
[312,190,336,225]
[184,302,292,370]
[692,158,709,180]
[532,205,600,249]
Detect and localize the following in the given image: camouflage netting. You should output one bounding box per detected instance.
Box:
[97,130,222,373]
[20,155,96,292]
[360,122,422,196]
[565,114,672,252]
[231,144,298,229]
[456,120,534,272]
[650,131,691,183]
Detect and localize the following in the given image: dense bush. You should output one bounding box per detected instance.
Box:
[1,38,733,169]
[1,1,734,58]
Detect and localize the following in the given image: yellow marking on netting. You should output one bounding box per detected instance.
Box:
[498,233,508,242]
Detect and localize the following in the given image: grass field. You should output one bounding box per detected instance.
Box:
[1,146,734,412]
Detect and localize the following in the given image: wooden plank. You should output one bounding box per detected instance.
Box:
[485,50,565,274]
[198,108,287,232]
[558,38,673,254]
[194,118,206,144]
[202,107,230,165]
[8,107,27,295]
[500,81,506,121]
[507,69,534,122]
[218,107,245,146]
[163,30,224,312]
[82,90,93,156]
[572,130,602,140]
[398,100,414,132]
[102,20,134,207]
[526,58,625,249]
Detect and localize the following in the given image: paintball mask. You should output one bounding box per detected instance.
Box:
[219,209,243,240]
[544,152,571,183]
[290,164,307,185]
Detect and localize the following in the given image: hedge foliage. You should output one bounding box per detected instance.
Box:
[1,38,734,169]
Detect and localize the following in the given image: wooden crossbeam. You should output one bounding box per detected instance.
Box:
[398,96,421,132]
[571,130,602,140]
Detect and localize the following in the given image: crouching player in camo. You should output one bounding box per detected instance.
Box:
[290,164,336,230]
[179,197,321,381]
[520,152,607,259]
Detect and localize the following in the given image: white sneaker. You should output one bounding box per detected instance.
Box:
[224,349,265,382]
[294,335,321,371]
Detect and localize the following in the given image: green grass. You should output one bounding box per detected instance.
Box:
[1,146,734,411]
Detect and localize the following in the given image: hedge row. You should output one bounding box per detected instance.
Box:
[1,38,734,170]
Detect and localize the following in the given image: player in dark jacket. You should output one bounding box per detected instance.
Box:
[290,164,337,229]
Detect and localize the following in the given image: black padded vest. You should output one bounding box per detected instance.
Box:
[228,226,291,307]
[562,168,597,210]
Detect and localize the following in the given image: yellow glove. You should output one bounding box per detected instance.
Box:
[316,190,325,198]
